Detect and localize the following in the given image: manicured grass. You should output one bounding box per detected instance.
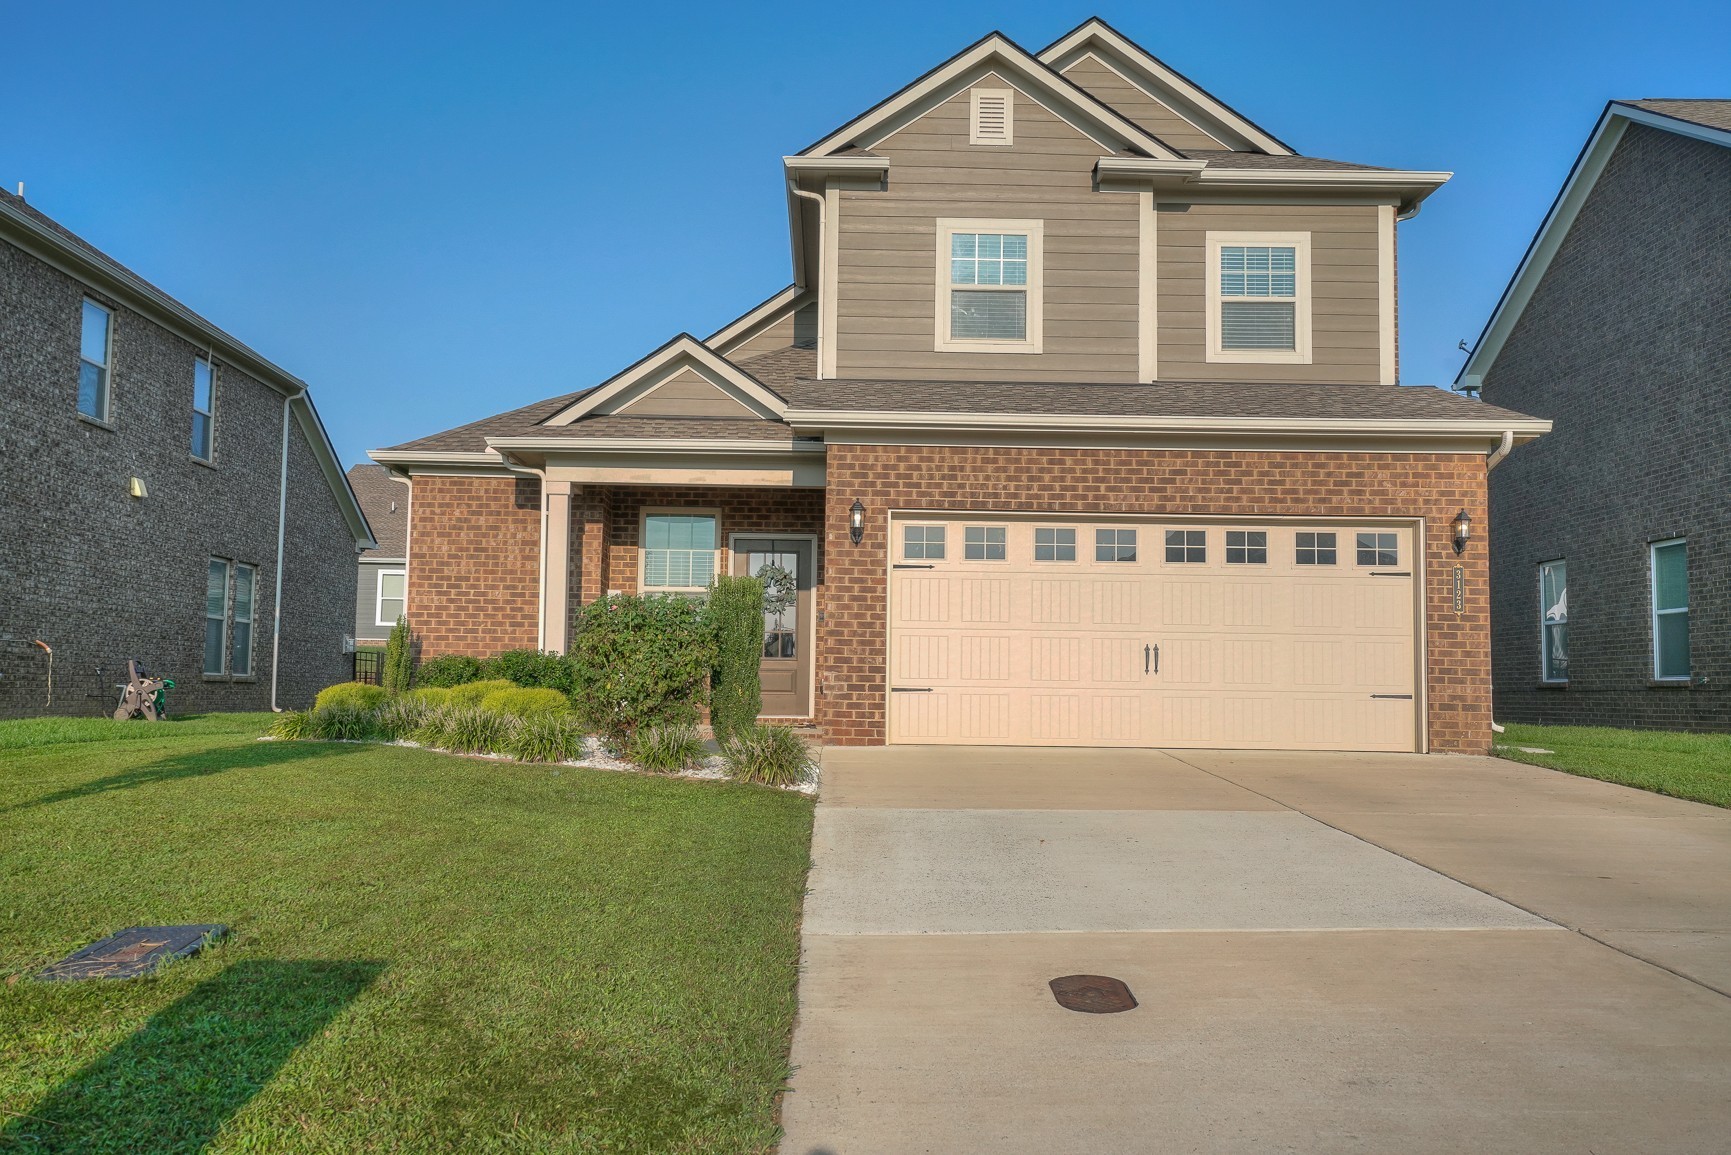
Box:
[1497,722,1731,809]
[0,713,814,1152]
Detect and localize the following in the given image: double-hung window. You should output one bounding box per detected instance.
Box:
[1539,560,1568,683]
[204,559,256,677]
[79,299,113,420]
[936,218,1042,352]
[204,560,230,676]
[192,356,215,460]
[376,569,406,626]
[231,565,255,677]
[1651,540,1689,681]
[1207,233,1310,364]
[642,513,717,592]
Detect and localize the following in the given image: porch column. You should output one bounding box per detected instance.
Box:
[541,479,573,654]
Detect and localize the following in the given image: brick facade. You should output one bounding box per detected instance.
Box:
[406,476,541,657]
[1482,124,1731,731]
[0,233,356,718]
[816,445,1492,753]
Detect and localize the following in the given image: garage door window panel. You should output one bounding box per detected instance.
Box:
[1096,529,1137,563]
[1356,532,1398,567]
[903,525,946,560]
[964,526,1006,561]
[1296,532,1337,565]
[1034,527,1076,562]
[1226,531,1267,564]
[1165,530,1206,563]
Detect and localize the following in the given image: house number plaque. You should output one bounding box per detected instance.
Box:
[1452,566,1465,614]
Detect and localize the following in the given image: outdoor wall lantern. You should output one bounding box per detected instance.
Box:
[1452,509,1471,554]
[849,500,866,545]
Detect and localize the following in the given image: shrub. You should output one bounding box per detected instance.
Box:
[504,712,587,763]
[429,705,511,754]
[570,594,717,742]
[407,686,453,708]
[626,722,707,773]
[268,709,313,740]
[374,697,431,741]
[382,616,416,694]
[480,649,575,694]
[480,686,571,719]
[314,682,388,713]
[414,655,483,688]
[707,574,765,742]
[447,679,519,708]
[722,724,815,788]
[309,703,379,742]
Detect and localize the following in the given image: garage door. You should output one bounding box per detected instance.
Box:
[887,516,1419,751]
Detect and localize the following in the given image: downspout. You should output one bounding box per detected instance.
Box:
[494,449,551,650]
[788,180,826,379]
[269,390,303,711]
[1486,430,1515,471]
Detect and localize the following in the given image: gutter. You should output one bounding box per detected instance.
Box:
[1486,429,1516,470]
[782,409,1552,439]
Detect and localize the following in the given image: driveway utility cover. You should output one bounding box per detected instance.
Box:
[805,808,1547,935]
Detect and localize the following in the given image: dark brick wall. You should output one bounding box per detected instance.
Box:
[1481,124,1731,730]
[0,235,356,718]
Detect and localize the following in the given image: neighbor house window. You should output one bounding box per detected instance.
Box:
[1539,560,1568,683]
[231,565,255,677]
[204,559,230,675]
[191,356,215,460]
[1651,539,1689,681]
[1165,530,1206,563]
[903,524,945,560]
[1034,527,1076,562]
[79,299,113,420]
[1296,532,1337,565]
[642,513,717,591]
[376,569,406,626]
[1096,529,1137,562]
[1207,233,1310,364]
[964,526,1006,561]
[936,218,1042,352]
[1226,531,1267,564]
[1357,532,1399,567]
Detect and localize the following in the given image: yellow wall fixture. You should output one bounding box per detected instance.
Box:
[128,476,148,499]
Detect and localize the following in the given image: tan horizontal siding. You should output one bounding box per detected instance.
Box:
[615,369,757,419]
[1059,54,1231,153]
[1157,201,1384,383]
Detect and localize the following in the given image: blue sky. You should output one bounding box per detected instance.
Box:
[7,1,1729,467]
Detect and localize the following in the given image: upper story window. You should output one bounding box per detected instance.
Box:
[935,218,1043,354]
[78,299,112,420]
[969,88,1013,145]
[1651,540,1689,681]
[1206,233,1311,365]
[1539,560,1568,684]
[642,513,717,592]
[192,356,215,461]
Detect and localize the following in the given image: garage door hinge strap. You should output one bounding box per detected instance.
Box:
[1370,694,1414,699]
[1370,571,1412,577]
[890,686,934,693]
[893,564,936,570]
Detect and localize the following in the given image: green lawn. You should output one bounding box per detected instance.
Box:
[0,714,814,1153]
[1497,722,1731,809]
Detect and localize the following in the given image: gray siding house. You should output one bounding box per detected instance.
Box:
[0,187,374,718]
[347,464,409,647]
[1460,101,1731,731]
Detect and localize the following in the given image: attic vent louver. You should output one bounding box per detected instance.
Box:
[970,88,1013,146]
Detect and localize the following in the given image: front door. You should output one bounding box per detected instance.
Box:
[732,536,815,718]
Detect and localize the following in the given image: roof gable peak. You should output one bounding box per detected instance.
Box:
[544,334,786,426]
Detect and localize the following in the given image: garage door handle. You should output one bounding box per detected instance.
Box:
[1370,693,1413,699]
[1145,644,1158,674]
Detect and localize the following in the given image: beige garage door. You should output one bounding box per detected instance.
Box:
[887,516,1419,751]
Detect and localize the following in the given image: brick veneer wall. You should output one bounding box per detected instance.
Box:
[596,486,825,594]
[407,476,541,656]
[817,445,1492,753]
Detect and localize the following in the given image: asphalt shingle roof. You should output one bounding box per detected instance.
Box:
[1623,99,1731,135]
[346,465,410,557]
[1180,150,1392,172]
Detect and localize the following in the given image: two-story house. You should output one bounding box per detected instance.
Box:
[1459,100,1730,732]
[374,18,1546,754]
[0,186,374,718]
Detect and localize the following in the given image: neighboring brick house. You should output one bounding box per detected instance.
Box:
[377,18,1546,753]
[1459,101,1731,732]
[346,464,411,648]
[0,187,374,719]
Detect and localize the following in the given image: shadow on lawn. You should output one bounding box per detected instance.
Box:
[1,959,384,1154]
[4,739,365,814]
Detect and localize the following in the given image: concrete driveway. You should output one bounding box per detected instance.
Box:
[780,747,1731,1154]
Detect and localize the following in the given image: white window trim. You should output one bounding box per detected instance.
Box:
[969,87,1014,146]
[1032,526,1078,564]
[204,558,231,677]
[934,217,1044,354]
[191,356,216,463]
[962,525,1008,563]
[232,563,256,678]
[79,298,114,422]
[1205,231,1312,365]
[1539,559,1568,684]
[902,523,948,562]
[1650,539,1689,682]
[375,568,407,627]
[638,508,721,594]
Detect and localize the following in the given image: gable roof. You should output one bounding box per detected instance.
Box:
[0,187,375,551]
[1459,100,1731,389]
[797,30,1183,160]
[542,333,786,425]
[347,464,409,558]
[1038,17,1295,156]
